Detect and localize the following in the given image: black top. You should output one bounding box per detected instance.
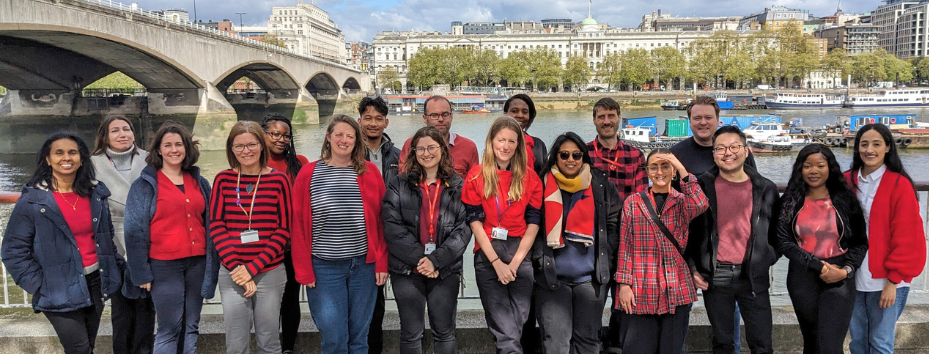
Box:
[653,192,668,212]
[670,137,757,177]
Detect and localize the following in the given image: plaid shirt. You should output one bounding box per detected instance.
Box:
[586,138,649,202]
[615,175,708,315]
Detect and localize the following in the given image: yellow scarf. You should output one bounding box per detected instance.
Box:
[551,164,591,193]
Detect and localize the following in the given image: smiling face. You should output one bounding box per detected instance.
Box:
[107,119,135,153]
[647,154,676,190]
[802,152,829,190]
[264,121,291,156]
[713,133,748,174]
[492,127,519,165]
[414,136,442,172]
[857,129,890,171]
[423,99,453,136]
[556,140,583,178]
[507,98,531,130]
[359,105,388,141]
[689,104,719,146]
[232,133,263,171]
[593,107,620,140]
[159,133,186,169]
[46,138,82,180]
[327,122,357,161]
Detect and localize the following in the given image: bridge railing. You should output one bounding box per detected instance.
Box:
[77,0,363,74]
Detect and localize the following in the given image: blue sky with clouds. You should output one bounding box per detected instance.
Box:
[137,0,877,42]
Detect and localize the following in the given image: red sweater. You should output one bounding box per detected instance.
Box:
[150,172,207,260]
[846,170,927,284]
[291,160,387,284]
[210,170,291,276]
[268,153,310,182]
[54,192,97,267]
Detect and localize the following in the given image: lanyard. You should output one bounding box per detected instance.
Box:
[494,190,512,223]
[592,138,624,169]
[421,180,441,242]
[235,170,262,229]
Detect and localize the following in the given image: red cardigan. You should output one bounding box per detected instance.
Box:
[846,170,927,284]
[291,160,387,284]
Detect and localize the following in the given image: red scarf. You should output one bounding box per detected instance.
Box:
[525,134,536,170]
[543,165,596,248]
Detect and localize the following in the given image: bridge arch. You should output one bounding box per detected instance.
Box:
[342,77,362,92]
[305,71,341,98]
[213,61,301,93]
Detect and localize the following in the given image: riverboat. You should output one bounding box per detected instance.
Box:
[843,89,929,108]
[841,114,929,148]
[748,133,811,153]
[660,99,685,110]
[765,93,845,109]
[619,117,688,150]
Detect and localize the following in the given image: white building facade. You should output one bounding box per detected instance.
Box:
[267,2,345,63]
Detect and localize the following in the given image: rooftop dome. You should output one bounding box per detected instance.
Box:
[581,17,598,26]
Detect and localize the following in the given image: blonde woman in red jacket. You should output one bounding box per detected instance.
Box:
[290,115,388,354]
[845,124,927,354]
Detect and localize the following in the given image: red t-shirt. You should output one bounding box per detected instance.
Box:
[54,192,97,268]
[796,197,846,259]
[715,176,753,264]
[461,166,543,252]
[268,153,310,183]
[400,133,480,178]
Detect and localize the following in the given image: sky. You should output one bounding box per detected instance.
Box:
[140,0,875,42]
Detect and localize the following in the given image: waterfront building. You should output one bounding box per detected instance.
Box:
[345,41,373,72]
[237,26,269,41]
[891,1,929,58]
[637,9,741,32]
[267,1,345,62]
[817,21,880,55]
[739,5,812,30]
[873,0,921,57]
[157,9,190,24]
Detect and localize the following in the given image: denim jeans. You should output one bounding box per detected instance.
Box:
[150,256,205,354]
[306,255,377,354]
[848,286,910,354]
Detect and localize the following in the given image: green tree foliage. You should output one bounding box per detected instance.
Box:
[500,50,532,87]
[884,53,914,82]
[469,49,501,86]
[686,38,721,87]
[917,57,929,83]
[650,46,686,89]
[0,85,7,95]
[562,55,591,92]
[260,34,286,48]
[378,66,402,92]
[778,23,820,87]
[851,50,887,84]
[407,47,443,89]
[526,47,563,91]
[621,48,651,90]
[596,52,624,90]
[822,48,851,83]
[85,72,143,90]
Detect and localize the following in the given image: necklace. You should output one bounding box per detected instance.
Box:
[57,191,78,211]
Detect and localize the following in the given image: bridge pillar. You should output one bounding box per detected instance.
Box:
[226,87,321,125]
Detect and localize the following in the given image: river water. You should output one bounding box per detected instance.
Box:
[2,107,929,300]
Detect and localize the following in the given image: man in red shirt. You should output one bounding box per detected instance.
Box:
[400,96,480,178]
[688,126,780,354]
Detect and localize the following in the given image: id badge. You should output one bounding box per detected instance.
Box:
[424,242,437,255]
[491,227,509,240]
[240,230,260,244]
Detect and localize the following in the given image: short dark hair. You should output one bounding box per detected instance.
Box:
[358,96,389,117]
[28,132,96,197]
[504,94,538,128]
[712,125,747,145]
[542,132,592,174]
[592,97,621,117]
[145,122,200,172]
[686,96,721,120]
[423,95,452,115]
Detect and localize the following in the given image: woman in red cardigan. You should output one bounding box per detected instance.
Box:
[846,124,927,354]
[290,114,388,354]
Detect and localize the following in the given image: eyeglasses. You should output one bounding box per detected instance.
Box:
[713,144,744,155]
[232,142,261,153]
[647,164,673,173]
[425,112,452,121]
[558,151,584,161]
[265,131,292,141]
[414,145,441,155]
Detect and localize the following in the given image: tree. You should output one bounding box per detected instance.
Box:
[917,57,929,84]
[469,48,501,86]
[884,53,914,83]
[260,34,286,48]
[822,48,851,85]
[621,48,651,90]
[686,39,720,88]
[378,66,402,92]
[562,55,591,92]
[597,52,623,90]
[85,72,143,91]
[527,47,563,91]
[0,85,5,95]
[500,50,532,88]
[650,46,686,90]
[407,47,443,89]
[851,51,887,84]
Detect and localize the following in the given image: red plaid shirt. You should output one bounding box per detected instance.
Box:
[615,175,708,315]
[586,138,648,202]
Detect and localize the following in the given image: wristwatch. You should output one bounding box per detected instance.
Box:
[842,265,855,279]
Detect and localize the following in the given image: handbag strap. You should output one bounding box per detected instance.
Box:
[639,191,685,257]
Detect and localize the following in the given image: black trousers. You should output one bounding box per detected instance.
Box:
[392,272,461,354]
[620,304,692,354]
[702,264,773,354]
[786,255,857,354]
[110,289,155,354]
[368,284,385,354]
[475,237,534,354]
[44,271,105,354]
[280,250,302,351]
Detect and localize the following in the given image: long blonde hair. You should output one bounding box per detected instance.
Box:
[478,116,528,200]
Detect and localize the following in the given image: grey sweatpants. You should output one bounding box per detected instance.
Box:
[218,265,287,354]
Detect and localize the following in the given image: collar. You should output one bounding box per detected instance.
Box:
[448,132,458,146]
[858,164,887,183]
[594,135,621,151]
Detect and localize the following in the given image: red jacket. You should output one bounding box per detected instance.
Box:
[291,160,387,284]
[846,170,926,284]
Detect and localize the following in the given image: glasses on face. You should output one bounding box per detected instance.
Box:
[265,131,292,141]
[232,142,261,153]
[647,164,673,173]
[558,151,584,161]
[713,144,744,155]
[426,112,452,121]
[414,145,441,155]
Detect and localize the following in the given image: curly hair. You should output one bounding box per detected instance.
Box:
[779,144,859,225]
[403,126,455,184]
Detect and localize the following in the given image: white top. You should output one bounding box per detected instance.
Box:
[855,165,909,291]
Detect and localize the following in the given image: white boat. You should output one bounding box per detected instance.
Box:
[844,89,929,108]
[765,93,845,109]
[748,133,811,153]
[744,122,789,142]
[619,126,684,150]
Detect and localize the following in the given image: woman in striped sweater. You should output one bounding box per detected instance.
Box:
[210,121,291,354]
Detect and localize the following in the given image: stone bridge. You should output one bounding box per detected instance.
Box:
[0,0,371,151]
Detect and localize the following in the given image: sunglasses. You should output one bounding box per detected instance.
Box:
[558,151,584,161]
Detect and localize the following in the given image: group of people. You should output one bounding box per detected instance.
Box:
[0,93,925,354]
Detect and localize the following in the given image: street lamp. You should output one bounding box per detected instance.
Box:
[236,12,247,32]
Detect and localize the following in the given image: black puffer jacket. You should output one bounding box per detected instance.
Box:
[366,133,402,184]
[527,133,548,177]
[532,167,621,289]
[687,165,781,294]
[382,172,471,279]
[774,191,868,274]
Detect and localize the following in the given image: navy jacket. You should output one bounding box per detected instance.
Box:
[1,182,123,313]
[124,166,219,299]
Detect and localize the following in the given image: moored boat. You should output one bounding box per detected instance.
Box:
[765,93,845,109]
[844,89,929,108]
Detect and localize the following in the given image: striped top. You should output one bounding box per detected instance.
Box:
[210,169,291,275]
[310,162,367,260]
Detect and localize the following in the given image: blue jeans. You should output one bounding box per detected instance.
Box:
[306,255,377,354]
[149,256,205,354]
[848,287,910,354]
